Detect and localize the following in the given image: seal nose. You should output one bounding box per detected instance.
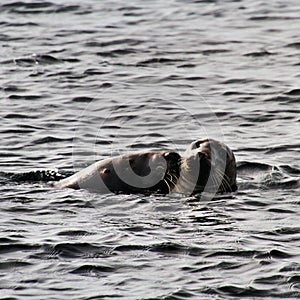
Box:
[163,151,180,160]
[101,168,111,175]
[198,152,207,159]
[163,151,181,168]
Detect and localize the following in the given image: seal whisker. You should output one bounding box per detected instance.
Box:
[163,178,172,193]
[166,171,179,188]
[167,172,175,185]
[219,171,232,191]
[211,171,222,190]
[214,168,227,191]
[215,167,231,192]
[213,174,221,190]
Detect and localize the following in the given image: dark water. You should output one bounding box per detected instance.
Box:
[1,0,300,299]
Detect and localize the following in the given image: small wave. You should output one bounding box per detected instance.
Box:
[96,48,139,57]
[237,161,300,190]
[53,242,110,259]
[1,54,79,66]
[0,242,39,255]
[136,57,185,67]
[254,249,294,259]
[57,230,94,237]
[280,165,300,176]
[70,264,115,276]
[8,94,42,100]
[0,21,38,27]
[3,113,34,119]
[114,242,203,257]
[31,136,73,145]
[286,42,300,49]
[249,15,298,21]
[1,2,83,14]
[244,50,275,57]
[71,96,94,103]
[237,161,274,173]
[265,144,300,154]
[155,288,197,300]
[263,94,300,104]
[207,285,290,298]
[284,88,300,96]
[0,170,73,183]
[85,38,143,48]
[0,260,32,270]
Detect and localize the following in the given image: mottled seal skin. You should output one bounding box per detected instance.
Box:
[55,139,237,195]
[173,139,237,195]
[54,151,181,194]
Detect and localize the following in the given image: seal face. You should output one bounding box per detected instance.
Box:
[55,139,237,195]
[174,139,237,194]
[54,151,181,194]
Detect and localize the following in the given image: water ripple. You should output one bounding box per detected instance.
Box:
[1,0,300,299]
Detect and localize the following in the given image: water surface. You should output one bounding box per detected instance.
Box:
[0,0,300,299]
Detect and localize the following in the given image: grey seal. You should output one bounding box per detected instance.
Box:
[55,139,237,195]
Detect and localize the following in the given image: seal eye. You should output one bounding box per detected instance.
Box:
[196,141,201,148]
[102,168,111,175]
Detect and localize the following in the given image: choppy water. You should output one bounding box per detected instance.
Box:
[1,0,300,299]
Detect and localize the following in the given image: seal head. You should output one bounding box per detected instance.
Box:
[173,139,237,194]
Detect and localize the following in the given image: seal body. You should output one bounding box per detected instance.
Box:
[54,151,181,194]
